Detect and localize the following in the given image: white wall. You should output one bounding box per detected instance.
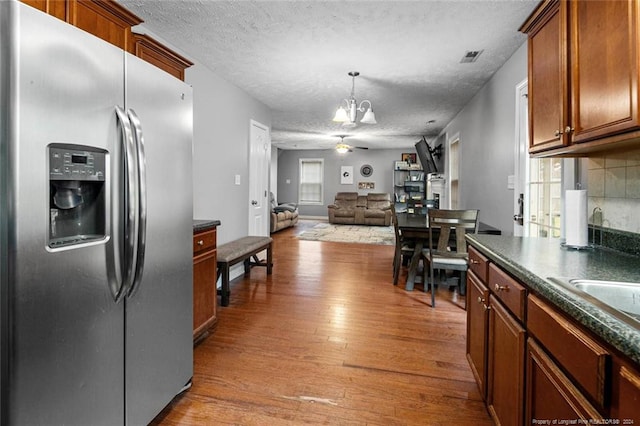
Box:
[130,25,272,245]
[186,62,271,244]
[442,42,528,235]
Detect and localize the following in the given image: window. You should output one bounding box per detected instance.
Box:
[298,158,324,205]
[527,157,562,238]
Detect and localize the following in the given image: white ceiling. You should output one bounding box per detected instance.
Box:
[118,0,538,150]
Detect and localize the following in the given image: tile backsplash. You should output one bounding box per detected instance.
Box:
[587,148,640,234]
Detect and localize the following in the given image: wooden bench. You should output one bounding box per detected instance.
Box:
[216,236,273,306]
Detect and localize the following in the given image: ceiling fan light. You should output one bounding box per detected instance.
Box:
[332,107,349,122]
[336,144,350,153]
[360,108,377,124]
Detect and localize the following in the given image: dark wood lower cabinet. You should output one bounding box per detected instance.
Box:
[193,228,217,343]
[612,361,640,422]
[467,242,640,424]
[526,338,600,423]
[466,271,490,400]
[487,295,526,426]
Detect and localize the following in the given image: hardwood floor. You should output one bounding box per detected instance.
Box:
[152,220,492,425]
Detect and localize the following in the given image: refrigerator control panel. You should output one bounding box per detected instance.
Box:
[49,145,106,181]
[48,144,107,248]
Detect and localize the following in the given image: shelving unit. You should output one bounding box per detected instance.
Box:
[393,163,426,214]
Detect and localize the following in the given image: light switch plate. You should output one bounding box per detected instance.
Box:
[235,174,241,185]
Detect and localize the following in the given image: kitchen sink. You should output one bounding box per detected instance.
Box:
[548,278,640,325]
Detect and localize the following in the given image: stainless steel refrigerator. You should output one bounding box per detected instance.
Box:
[0,2,193,424]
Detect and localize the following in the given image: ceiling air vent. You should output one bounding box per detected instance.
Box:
[460,50,483,63]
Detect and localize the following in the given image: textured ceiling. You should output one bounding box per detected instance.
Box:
[118,0,538,150]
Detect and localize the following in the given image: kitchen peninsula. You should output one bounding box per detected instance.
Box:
[465,234,640,424]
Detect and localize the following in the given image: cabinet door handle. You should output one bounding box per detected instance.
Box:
[554,129,563,137]
[197,240,204,246]
[494,283,509,292]
[565,126,574,133]
[477,296,490,310]
[470,259,480,265]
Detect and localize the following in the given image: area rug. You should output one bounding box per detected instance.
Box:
[297,223,394,245]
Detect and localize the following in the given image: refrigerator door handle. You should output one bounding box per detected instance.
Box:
[115,106,139,301]
[126,108,147,297]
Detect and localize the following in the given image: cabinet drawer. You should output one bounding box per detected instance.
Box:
[488,263,526,321]
[468,246,489,283]
[526,338,600,422]
[193,228,216,253]
[527,295,610,408]
[616,364,640,420]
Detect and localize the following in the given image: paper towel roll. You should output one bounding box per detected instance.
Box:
[565,189,588,247]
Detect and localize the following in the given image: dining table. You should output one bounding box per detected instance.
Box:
[396,212,501,291]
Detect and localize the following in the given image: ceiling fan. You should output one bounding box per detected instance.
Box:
[335,135,368,153]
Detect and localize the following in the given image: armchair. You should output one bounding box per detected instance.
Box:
[270,192,299,233]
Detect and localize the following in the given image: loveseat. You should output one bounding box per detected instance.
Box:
[270,193,299,233]
[327,192,392,226]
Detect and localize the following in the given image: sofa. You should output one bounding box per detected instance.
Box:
[327,192,392,226]
[270,193,299,233]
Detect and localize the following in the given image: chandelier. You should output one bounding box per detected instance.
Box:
[332,71,377,127]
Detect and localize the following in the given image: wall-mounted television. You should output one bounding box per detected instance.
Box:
[414,137,438,173]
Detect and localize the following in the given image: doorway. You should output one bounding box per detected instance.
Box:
[515,79,568,239]
[514,80,528,236]
[248,120,270,236]
[448,134,460,210]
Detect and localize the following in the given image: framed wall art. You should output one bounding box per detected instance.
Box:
[340,166,353,184]
[401,153,417,164]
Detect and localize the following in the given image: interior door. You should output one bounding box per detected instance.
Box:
[248,120,271,236]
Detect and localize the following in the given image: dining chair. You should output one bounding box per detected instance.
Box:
[421,209,479,307]
[390,204,416,285]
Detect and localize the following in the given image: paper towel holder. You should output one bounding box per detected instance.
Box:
[562,188,592,250]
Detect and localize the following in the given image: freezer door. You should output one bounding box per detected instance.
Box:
[124,53,193,425]
[4,3,125,425]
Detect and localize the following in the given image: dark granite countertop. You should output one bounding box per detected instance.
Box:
[193,219,220,233]
[466,234,640,365]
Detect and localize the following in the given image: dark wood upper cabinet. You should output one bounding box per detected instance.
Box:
[570,0,640,144]
[523,0,570,154]
[67,0,142,51]
[21,0,67,20]
[131,33,193,82]
[21,0,192,81]
[22,0,143,51]
[521,0,640,156]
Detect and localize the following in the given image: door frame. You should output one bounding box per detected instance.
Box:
[514,79,528,236]
[248,119,271,236]
[447,132,460,210]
